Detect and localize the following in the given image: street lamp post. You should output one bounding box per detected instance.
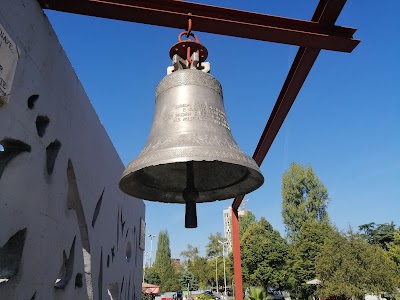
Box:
[214,256,219,293]
[218,240,228,296]
[143,251,149,283]
[148,234,157,267]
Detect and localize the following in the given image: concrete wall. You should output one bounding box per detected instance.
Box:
[0,0,145,299]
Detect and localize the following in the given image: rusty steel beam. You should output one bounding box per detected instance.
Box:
[38,0,359,52]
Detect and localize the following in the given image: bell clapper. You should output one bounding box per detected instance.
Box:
[183,161,199,228]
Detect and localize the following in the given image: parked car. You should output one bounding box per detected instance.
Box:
[225,288,233,296]
[267,287,285,300]
[173,290,183,300]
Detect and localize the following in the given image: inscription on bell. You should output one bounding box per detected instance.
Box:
[164,103,230,130]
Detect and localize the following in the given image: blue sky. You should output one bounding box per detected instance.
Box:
[45,0,400,259]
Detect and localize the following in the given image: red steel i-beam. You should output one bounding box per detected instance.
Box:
[38,0,359,52]
[231,1,357,298]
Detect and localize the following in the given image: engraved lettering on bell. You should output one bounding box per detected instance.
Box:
[120,68,264,205]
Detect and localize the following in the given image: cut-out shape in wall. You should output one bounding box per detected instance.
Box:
[30,292,36,300]
[126,242,132,262]
[35,115,50,137]
[127,273,131,300]
[134,226,138,267]
[91,188,104,228]
[120,276,124,296]
[121,221,126,237]
[107,255,110,268]
[125,228,129,240]
[67,160,90,252]
[54,236,76,289]
[27,95,39,109]
[75,273,83,288]
[0,139,31,180]
[46,140,61,175]
[107,282,119,300]
[111,246,115,262]
[120,209,125,237]
[67,160,93,297]
[98,249,103,300]
[116,208,120,251]
[0,228,27,283]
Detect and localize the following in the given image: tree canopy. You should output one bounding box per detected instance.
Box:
[180,244,199,267]
[241,217,289,290]
[316,231,399,299]
[240,211,256,236]
[387,231,400,266]
[206,232,225,258]
[282,163,330,240]
[153,230,180,292]
[288,220,335,299]
[180,270,198,291]
[358,222,397,250]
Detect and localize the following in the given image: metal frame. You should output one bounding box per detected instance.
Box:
[37,0,359,298]
[38,0,359,52]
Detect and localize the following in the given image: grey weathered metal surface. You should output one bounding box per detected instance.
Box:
[120,69,264,204]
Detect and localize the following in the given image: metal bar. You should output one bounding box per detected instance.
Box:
[231,208,243,300]
[38,0,359,52]
[253,47,320,166]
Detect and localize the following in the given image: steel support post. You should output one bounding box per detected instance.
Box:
[231,208,243,300]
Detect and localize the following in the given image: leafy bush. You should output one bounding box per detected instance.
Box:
[247,288,272,300]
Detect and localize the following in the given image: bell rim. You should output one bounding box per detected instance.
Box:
[119,159,264,204]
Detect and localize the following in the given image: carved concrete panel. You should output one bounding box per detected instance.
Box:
[0,0,145,298]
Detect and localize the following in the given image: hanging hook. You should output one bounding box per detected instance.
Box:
[168,12,208,69]
[186,13,193,38]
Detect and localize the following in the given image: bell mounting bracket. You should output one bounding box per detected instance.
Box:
[167,15,210,74]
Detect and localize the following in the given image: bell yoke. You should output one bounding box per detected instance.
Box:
[119,21,264,228]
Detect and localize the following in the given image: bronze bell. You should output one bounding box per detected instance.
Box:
[119,30,264,228]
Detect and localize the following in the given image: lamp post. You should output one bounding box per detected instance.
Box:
[148,234,157,267]
[143,251,149,283]
[214,255,219,293]
[218,240,228,296]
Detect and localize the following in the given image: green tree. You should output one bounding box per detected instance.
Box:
[144,266,161,285]
[316,231,399,299]
[387,231,400,286]
[387,231,400,266]
[180,244,199,267]
[206,232,225,258]
[241,217,289,290]
[359,222,397,250]
[240,211,256,236]
[288,220,335,299]
[188,256,211,289]
[282,163,329,240]
[153,230,179,292]
[180,270,198,291]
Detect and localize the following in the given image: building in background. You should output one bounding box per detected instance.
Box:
[223,200,250,253]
